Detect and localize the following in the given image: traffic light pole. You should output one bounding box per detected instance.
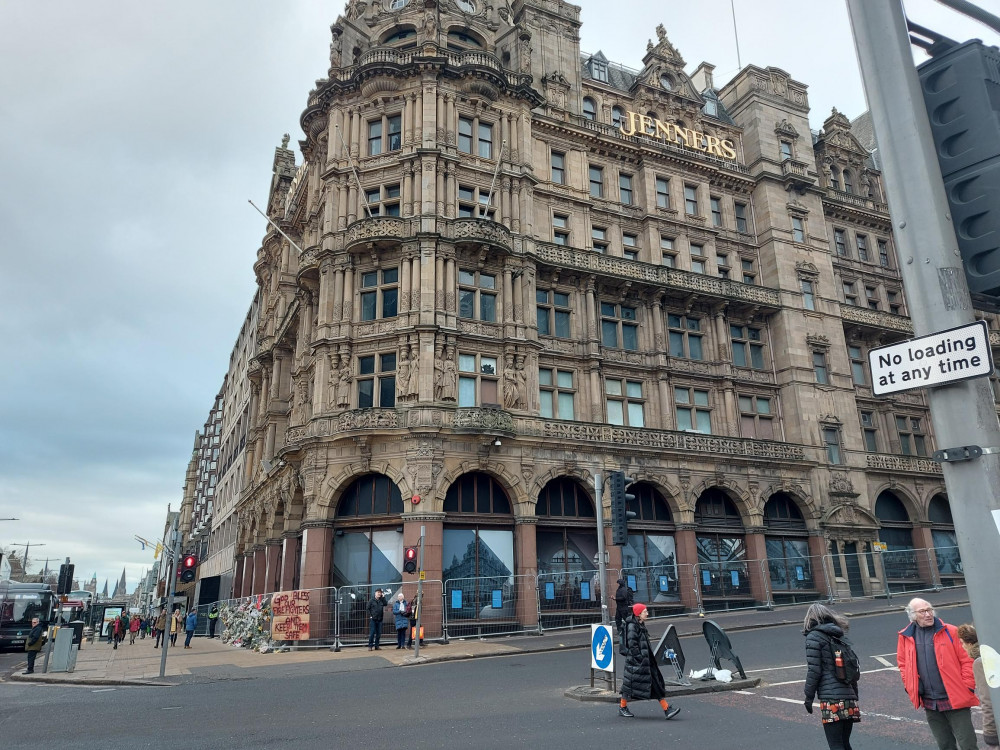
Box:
[159,515,181,679]
[594,473,609,625]
[847,0,1000,714]
[413,525,425,660]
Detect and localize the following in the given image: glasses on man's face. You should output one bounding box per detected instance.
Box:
[915,608,934,615]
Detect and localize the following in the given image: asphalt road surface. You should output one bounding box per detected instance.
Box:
[0,603,983,749]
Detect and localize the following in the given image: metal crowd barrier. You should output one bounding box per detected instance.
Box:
[443,574,537,640]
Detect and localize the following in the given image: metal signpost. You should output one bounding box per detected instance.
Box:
[159,516,181,679]
[413,525,425,660]
[847,0,1000,715]
[593,473,609,625]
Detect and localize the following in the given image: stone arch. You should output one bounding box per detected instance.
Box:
[439,460,525,514]
[760,483,819,526]
[689,480,754,524]
[268,501,285,540]
[319,461,407,518]
[870,483,921,523]
[628,471,684,519]
[527,466,595,513]
[920,485,950,522]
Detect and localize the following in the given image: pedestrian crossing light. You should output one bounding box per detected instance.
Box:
[180,554,198,583]
[610,471,637,546]
[403,546,418,574]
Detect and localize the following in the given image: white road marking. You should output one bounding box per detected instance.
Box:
[91,688,116,693]
[745,664,807,673]
[873,656,895,667]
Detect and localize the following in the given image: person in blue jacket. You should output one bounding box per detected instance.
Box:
[392,592,410,650]
[184,608,198,649]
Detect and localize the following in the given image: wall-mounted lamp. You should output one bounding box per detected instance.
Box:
[335,529,345,537]
[493,438,502,447]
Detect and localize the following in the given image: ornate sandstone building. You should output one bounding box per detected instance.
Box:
[189,0,999,630]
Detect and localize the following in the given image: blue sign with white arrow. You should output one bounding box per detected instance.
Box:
[591,624,614,672]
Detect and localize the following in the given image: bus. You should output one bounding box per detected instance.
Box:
[0,581,54,651]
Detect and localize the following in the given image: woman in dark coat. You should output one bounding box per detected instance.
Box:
[619,603,681,720]
[803,603,860,750]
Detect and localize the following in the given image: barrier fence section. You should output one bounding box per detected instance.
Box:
[537,569,615,631]
[443,574,537,639]
[618,563,696,620]
[764,554,833,606]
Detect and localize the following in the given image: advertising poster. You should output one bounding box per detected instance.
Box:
[270,590,310,641]
[102,607,122,639]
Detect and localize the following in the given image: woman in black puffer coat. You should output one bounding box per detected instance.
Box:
[619,603,681,720]
[803,603,860,750]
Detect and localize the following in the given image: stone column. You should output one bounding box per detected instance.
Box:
[241,554,255,598]
[279,532,298,592]
[299,522,333,640]
[232,554,245,599]
[342,266,354,322]
[514,518,539,631]
[807,533,832,598]
[911,523,939,587]
[265,540,282,594]
[404,513,444,639]
[400,254,412,314]
[252,546,267,595]
[674,525,701,611]
[743,527,770,606]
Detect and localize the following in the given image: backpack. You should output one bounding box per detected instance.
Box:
[828,636,861,684]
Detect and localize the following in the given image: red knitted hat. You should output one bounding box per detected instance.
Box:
[632,603,647,617]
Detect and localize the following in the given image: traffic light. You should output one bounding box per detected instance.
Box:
[179,554,198,583]
[403,546,418,574]
[57,562,75,596]
[609,470,637,546]
[918,41,1000,299]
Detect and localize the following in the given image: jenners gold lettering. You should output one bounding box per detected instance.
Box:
[618,110,737,160]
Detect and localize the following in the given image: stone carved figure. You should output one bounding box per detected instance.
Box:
[656,23,666,42]
[406,344,419,399]
[437,346,458,402]
[330,27,342,67]
[336,353,352,409]
[434,345,446,401]
[328,354,340,406]
[397,347,411,401]
[502,353,518,409]
[513,354,528,410]
[293,378,310,423]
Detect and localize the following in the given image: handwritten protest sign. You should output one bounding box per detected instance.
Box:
[270,590,310,641]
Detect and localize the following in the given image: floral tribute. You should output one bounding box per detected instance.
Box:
[220,594,274,653]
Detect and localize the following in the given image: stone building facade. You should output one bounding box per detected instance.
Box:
[213,0,998,628]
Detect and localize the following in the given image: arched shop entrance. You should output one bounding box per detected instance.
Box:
[535,478,599,627]
[929,493,963,584]
[618,483,679,615]
[331,473,405,588]
[695,489,751,610]
[875,490,924,592]
[442,472,516,635]
[763,493,819,603]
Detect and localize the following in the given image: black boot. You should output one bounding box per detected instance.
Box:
[618,706,634,718]
[664,706,681,720]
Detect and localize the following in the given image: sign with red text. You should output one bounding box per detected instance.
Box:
[868,321,993,395]
[270,590,310,641]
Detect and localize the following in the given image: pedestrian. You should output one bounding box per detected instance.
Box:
[170,608,181,646]
[897,598,978,750]
[406,592,421,649]
[129,615,140,645]
[614,576,634,634]
[618,603,681,720]
[153,608,167,648]
[139,616,147,639]
[802,603,861,750]
[23,616,46,674]
[366,588,388,651]
[392,592,409,650]
[208,605,220,638]
[111,616,124,649]
[184,608,198,649]
[957,624,997,747]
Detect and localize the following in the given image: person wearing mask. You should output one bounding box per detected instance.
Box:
[803,603,861,750]
[897,598,978,750]
[618,603,681,720]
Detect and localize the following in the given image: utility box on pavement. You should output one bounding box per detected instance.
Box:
[49,627,77,673]
[67,620,84,649]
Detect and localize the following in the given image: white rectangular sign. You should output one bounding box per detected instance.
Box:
[869,320,993,396]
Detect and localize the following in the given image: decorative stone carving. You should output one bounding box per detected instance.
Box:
[454,407,514,431]
[866,454,942,475]
[829,471,858,497]
[436,345,457,401]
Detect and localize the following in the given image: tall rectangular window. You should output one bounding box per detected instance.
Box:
[861,411,878,452]
[622,232,638,261]
[360,268,400,321]
[849,345,866,385]
[365,184,401,216]
[458,116,493,157]
[731,325,766,369]
[690,243,706,274]
[780,141,793,160]
[656,177,670,209]
[843,281,858,306]
[716,253,730,279]
[668,314,703,360]
[684,184,699,215]
[458,117,473,153]
[459,269,497,321]
[539,368,575,420]
[367,120,383,156]
[739,395,774,439]
[600,302,638,350]
[896,416,927,456]
[358,353,396,408]
[661,236,677,267]
[589,166,604,198]
[606,378,644,427]
[857,234,869,262]
[878,239,891,268]
[822,427,842,464]
[834,229,848,257]
[741,258,756,284]
[553,214,569,245]
[801,279,815,310]
[478,121,493,158]
[536,289,571,338]
[711,197,723,226]
[792,216,805,242]
[734,202,749,233]
[367,114,402,155]
[675,386,711,433]
[592,226,608,253]
[458,353,499,407]
[813,351,829,384]
[551,151,565,185]
[457,185,495,219]
[888,290,902,315]
[866,286,880,310]
[619,173,634,205]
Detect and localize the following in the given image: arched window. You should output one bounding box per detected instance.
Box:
[620,483,678,605]
[382,28,417,47]
[843,170,855,194]
[582,97,597,121]
[536,479,599,612]
[645,112,658,134]
[444,472,511,514]
[611,106,625,128]
[875,491,919,584]
[763,494,814,593]
[695,489,749,605]
[830,166,841,191]
[447,30,484,50]
[929,494,962,578]
[332,474,405,589]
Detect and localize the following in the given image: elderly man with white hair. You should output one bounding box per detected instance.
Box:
[897,597,978,750]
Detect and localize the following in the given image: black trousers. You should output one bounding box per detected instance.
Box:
[26,650,37,673]
[822,720,855,750]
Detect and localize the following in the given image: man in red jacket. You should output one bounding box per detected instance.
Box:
[897,598,978,750]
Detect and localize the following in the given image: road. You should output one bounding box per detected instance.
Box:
[0,604,984,749]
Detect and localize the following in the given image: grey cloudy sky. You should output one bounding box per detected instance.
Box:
[1,0,996,593]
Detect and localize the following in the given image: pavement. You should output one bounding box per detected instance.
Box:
[6,587,968,692]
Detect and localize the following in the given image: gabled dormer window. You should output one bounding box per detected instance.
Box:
[592,60,608,83]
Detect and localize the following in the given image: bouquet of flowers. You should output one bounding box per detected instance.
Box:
[219,595,274,652]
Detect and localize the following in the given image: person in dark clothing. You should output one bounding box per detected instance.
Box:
[24,617,46,674]
[614,577,634,635]
[366,589,388,650]
[803,603,860,750]
[619,603,681,720]
[208,605,220,638]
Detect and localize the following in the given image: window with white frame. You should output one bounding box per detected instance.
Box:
[360,268,399,321]
[656,177,670,209]
[619,173,634,205]
[606,378,644,427]
[622,232,638,261]
[600,302,638,350]
[612,106,625,128]
[896,415,927,456]
[661,236,677,267]
[458,269,497,321]
[739,394,774,439]
[675,386,711,433]
[458,353,499,407]
[358,353,396,408]
[536,289,571,338]
[731,324,766,369]
[458,116,494,158]
[364,184,401,216]
[367,114,402,156]
[668,314,704,360]
[539,368,575,419]
[553,214,570,245]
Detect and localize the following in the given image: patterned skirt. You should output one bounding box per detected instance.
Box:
[819,699,861,724]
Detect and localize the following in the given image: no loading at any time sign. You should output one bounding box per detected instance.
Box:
[868,320,994,396]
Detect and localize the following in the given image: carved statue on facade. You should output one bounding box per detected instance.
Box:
[328,354,340,406]
[397,346,411,401]
[437,346,458,401]
[502,352,518,409]
[336,353,352,408]
[292,378,310,423]
[329,26,342,67]
[513,353,528,410]
[406,344,420,400]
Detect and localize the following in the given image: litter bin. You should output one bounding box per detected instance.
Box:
[67,620,85,649]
